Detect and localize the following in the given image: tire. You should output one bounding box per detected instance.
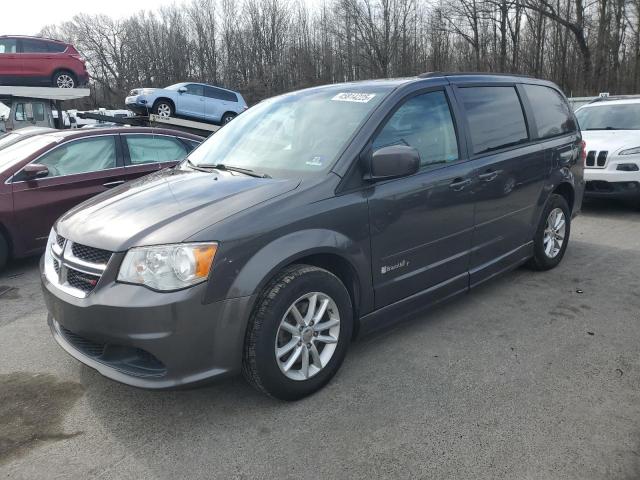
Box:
[221,112,236,125]
[52,71,76,89]
[152,100,174,118]
[527,194,571,271]
[243,264,353,401]
[0,232,8,272]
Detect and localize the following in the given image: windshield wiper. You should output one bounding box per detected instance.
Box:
[185,158,215,173]
[194,162,271,178]
[585,126,625,130]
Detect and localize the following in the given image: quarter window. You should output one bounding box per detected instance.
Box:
[125,135,188,164]
[523,84,576,138]
[205,86,238,102]
[36,136,117,177]
[458,86,528,155]
[372,91,459,168]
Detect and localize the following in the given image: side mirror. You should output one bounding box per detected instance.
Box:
[22,163,49,179]
[365,145,420,181]
[178,87,187,94]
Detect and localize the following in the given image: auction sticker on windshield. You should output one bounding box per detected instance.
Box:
[332,92,376,103]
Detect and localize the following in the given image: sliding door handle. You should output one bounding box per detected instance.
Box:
[449,178,472,190]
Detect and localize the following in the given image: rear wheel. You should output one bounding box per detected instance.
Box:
[527,194,571,271]
[152,100,174,118]
[221,112,236,125]
[242,265,353,401]
[0,232,8,272]
[52,71,76,89]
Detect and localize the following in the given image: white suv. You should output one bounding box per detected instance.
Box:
[576,98,640,201]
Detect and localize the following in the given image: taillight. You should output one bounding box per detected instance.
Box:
[580,140,587,166]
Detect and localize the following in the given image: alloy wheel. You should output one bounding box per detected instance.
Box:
[543,207,566,258]
[57,74,75,89]
[157,104,172,117]
[275,292,340,381]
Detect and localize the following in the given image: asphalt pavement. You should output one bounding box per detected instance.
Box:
[1,198,639,479]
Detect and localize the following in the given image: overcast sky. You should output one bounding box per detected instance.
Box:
[1,0,188,35]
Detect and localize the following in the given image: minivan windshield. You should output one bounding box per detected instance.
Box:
[576,104,640,130]
[186,85,393,176]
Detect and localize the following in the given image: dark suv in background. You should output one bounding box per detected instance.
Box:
[0,35,89,88]
[42,74,584,400]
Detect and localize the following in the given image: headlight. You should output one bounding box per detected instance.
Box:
[619,146,640,155]
[117,243,218,291]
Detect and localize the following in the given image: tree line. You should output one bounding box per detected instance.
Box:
[40,0,640,109]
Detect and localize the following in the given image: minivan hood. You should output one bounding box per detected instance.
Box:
[581,130,640,154]
[56,168,300,252]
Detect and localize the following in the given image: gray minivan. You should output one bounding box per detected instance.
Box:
[41,74,585,400]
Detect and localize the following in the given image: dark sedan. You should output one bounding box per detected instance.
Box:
[0,127,202,269]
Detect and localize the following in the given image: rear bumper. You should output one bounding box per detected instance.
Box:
[42,257,256,389]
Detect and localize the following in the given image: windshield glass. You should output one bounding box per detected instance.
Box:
[0,132,19,149]
[0,135,58,171]
[186,85,393,176]
[165,84,183,91]
[576,104,640,130]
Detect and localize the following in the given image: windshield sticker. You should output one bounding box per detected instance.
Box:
[306,156,325,167]
[331,92,376,103]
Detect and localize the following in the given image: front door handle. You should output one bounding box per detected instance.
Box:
[103,180,125,188]
[449,178,472,191]
[478,170,498,182]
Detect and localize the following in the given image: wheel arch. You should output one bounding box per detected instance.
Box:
[219,229,372,339]
[552,182,575,213]
[152,97,175,112]
[0,221,13,260]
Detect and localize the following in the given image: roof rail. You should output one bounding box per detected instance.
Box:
[418,71,536,79]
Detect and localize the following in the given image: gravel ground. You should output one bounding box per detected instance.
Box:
[1,198,639,480]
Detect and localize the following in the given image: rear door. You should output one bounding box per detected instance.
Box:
[11,135,125,252]
[204,86,237,122]
[176,84,205,120]
[453,84,548,286]
[367,88,475,308]
[0,38,21,84]
[18,38,51,85]
[120,132,191,182]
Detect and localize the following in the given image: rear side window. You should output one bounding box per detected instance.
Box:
[373,91,459,168]
[36,136,117,177]
[458,86,528,155]
[124,135,188,164]
[523,84,576,138]
[205,86,238,102]
[0,39,17,53]
[21,39,50,53]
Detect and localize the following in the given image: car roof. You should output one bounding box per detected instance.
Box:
[0,35,66,44]
[577,98,640,109]
[172,82,241,95]
[39,127,203,141]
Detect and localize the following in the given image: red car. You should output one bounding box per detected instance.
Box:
[0,127,202,269]
[0,35,89,88]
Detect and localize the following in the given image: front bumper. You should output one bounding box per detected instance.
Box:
[125,96,150,114]
[42,257,256,389]
[583,161,640,199]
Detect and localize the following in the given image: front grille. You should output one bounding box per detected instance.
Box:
[71,243,112,265]
[586,150,608,168]
[47,234,112,298]
[67,269,101,293]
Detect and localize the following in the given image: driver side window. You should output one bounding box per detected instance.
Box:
[37,136,117,178]
[373,91,458,168]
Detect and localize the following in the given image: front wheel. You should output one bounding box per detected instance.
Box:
[243,265,353,401]
[527,194,571,271]
[152,101,174,118]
